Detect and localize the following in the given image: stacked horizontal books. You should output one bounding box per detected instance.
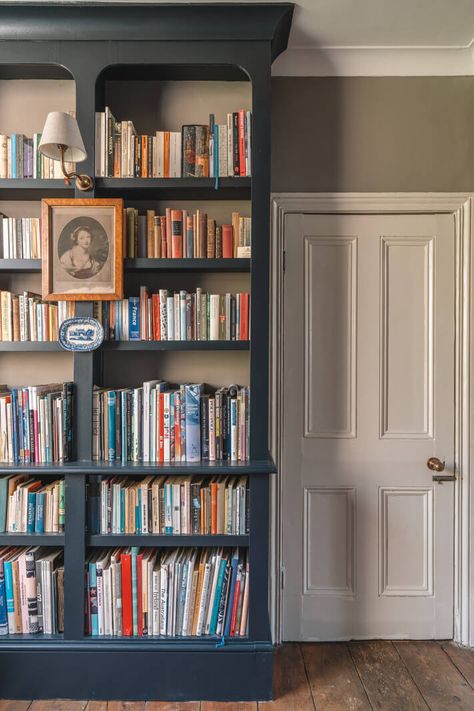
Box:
[0,216,41,259]
[90,475,249,536]
[95,288,249,342]
[93,381,249,464]
[124,207,251,259]
[96,107,251,178]
[86,546,248,638]
[0,133,74,179]
[0,291,74,342]
[0,476,65,534]
[0,546,64,635]
[0,383,74,464]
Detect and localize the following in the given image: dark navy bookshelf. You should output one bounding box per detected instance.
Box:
[0,533,64,546]
[0,2,293,702]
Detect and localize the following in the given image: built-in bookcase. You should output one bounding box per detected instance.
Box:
[0,3,293,702]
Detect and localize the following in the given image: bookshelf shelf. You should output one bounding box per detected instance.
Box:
[0,533,65,546]
[87,534,249,547]
[0,342,63,351]
[101,340,250,351]
[0,2,293,702]
[95,177,251,201]
[0,179,73,199]
[0,459,276,476]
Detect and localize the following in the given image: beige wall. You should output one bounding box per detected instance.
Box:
[271,77,474,192]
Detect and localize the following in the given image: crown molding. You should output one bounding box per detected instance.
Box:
[272,43,474,76]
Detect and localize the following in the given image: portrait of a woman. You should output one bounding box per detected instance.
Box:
[57,217,109,281]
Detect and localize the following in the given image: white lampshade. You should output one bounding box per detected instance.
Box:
[38,111,87,162]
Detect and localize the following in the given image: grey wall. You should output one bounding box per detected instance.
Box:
[271,77,474,193]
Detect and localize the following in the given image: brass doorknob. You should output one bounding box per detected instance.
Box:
[427,457,445,472]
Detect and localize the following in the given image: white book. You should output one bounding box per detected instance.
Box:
[163,392,171,462]
[152,566,160,636]
[196,560,212,636]
[156,131,165,178]
[166,297,174,340]
[169,131,182,177]
[209,294,220,340]
[159,560,168,636]
[209,398,216,462]
[103,566,112,636]
[246,110,252,176]
[182,552,195,636]
[225,293,231,340]
[0,134,7,179]
[142,380,160,463]
[205,551,222,635]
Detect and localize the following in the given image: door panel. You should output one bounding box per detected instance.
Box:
[282,212,455,641]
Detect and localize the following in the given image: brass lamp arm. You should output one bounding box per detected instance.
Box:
[58,144,94,192]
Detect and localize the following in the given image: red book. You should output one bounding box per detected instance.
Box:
[174,394,181,461]
[152,293,160,340]
[230,568,242,637]
[137,553,143,636]
[222,224,233,258]
[238,110,246,177]
[158,392,165,463]
[240,293,249,341]
[121,552,133,636]
[170,209,183,258]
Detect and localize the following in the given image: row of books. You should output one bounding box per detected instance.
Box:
[93,382,249,464]
[0,475,65,534]
[0,133,74,180]
[0,547,64,635]
[0,216,42,259]
[86,547,248,638]
[96,108,251,178]
[0,291,74,342]
[94,289,250,342]
[124,207,251,259]
[0,383,74,464]
[90,475,249,536]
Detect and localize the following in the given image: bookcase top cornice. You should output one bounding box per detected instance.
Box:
[0,3,294,61]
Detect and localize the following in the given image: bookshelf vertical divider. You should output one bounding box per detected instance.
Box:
[0,3,293,701]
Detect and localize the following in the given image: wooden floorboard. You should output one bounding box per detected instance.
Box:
[302,643,371,711]
[145,703,201,711]
[259,643,314,711]
[201,704,257,711]
[0,704,31,711]
[441,641,474,691]
[350,641,428,711]
[84,704,108,711]
[395,641,474,710]
[29,703,87,711]
[107,705,145,711]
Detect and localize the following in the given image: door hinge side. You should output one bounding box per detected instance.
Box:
[282,250,286,273]
[281,566,286,589]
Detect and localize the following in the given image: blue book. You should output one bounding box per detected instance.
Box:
[136,488,142,534]
[89,562,98,636]
[11,389,18,464]
[35,492,45,533]
[11,134,17,179]
[131,547,139,636]
[129,297,140,340]
[0,560,7,635]
[107,390,116,461]
[185,384,201,462]
[224,550,240,637]
[4,560,14,633]
[120,488,126,533]
[164,482,173,535]
[209,557,227,636]
[27,491,36,533]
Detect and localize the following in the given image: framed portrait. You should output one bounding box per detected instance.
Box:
[42,198,123,301]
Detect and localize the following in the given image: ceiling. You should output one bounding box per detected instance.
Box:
[2,0,474,75]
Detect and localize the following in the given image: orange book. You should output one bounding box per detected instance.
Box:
[121,552,133,636]
[231,212,240,258]
[152,293,160,340]
[146,210,155,258]
[163,131,170,177]
[160,215,167,258]
[240,293,249,341]
[210,480,218,534]
[222,224,233,258]
[141,135,148,178]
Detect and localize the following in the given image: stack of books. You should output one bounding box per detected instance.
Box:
[0,291,74,342]
[0,383,74,464]
[95,289,249,342]
[92,381,249,463]
[89,475,249,536]
[96,107,251,178]
[123,207,251,259]
[0,133,74,179]
[86,547,248,638]
[0,476,65,534]
[0,216,41,259]
[0,547,64,635]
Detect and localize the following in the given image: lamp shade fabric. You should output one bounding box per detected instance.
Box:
[38,111,87,162]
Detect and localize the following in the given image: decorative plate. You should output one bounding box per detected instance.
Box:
[58,317,104,352]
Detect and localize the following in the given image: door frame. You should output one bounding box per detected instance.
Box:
[270,193,474,646]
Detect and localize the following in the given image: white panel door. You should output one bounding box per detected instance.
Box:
[282,213,455,640]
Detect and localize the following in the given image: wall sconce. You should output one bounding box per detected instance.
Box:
[39,111,94,191]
